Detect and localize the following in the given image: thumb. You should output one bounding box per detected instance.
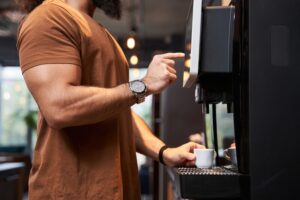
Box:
[183,152,196,161]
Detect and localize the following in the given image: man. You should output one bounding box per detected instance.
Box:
[16,0,204,199]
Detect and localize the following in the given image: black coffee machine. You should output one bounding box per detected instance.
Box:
[175,0,300,199]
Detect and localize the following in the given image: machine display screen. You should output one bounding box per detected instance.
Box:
[183,0,203,88]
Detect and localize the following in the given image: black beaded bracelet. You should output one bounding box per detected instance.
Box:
[158,145,168,165]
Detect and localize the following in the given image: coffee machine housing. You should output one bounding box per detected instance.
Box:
[177,0,300,200]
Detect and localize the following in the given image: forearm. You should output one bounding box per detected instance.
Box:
[132,111,165,161]
[41,83,136,129]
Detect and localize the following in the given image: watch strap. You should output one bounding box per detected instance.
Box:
[133,93,145,104]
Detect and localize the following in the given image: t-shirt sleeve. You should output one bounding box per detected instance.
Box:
[17,4,81,73]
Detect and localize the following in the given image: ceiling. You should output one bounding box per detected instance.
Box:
[94,0,192,38]
[0,0,192,38]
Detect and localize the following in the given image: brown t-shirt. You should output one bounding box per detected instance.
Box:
[17,0,140,199]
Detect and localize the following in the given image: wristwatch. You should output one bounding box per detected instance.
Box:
[129,79,147,104]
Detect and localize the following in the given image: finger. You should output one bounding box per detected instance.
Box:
[168,72,177,82]
[188,142,205,150]
[167,66,177,74]
[162,59,175,67]
[182,152,196,161]
[194,143,206,149]
[160,52,185,59]
[185,160,196,167]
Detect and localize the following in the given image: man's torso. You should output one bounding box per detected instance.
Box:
[17,0,140,199]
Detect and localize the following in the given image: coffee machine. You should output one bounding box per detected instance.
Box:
[173,0,300,199]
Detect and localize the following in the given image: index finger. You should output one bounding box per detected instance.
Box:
[160,52,185,59]
[189,142,206,151]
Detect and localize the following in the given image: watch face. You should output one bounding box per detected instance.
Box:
[131,80,146,94]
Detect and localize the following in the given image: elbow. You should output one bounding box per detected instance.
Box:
[48,119,65,130]
[44,111,67,130]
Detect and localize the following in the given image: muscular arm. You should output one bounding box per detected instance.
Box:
[23,53,183,130]
[132,111,205,167]
[23,53,184,129]
[23,64,136,129]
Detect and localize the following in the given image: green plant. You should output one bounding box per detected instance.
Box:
[23,110,38,130]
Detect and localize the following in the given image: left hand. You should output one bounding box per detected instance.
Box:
[163,142,205,167]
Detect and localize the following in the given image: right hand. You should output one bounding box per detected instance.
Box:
[163,142,205,167]
[143,52,185,95]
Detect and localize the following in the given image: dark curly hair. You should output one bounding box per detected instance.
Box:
[92,0,122,19]
[15,0,44,13]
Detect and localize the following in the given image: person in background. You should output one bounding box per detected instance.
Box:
[231,142,236,147]
[16,0,204,199]
[189,132,205,145]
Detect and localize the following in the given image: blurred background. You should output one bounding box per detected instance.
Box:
[0,0,234,199]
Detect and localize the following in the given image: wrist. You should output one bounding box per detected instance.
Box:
[123,83,138,106]
[162,148,174,167]
[158,145,168,165]
[128,80,147,104]
[141,77,152,96]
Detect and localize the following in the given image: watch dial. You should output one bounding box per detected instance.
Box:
[132,81,146,93]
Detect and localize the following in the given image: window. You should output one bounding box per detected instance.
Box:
[0,67,37,152]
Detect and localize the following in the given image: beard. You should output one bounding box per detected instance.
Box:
[92,0,122,19]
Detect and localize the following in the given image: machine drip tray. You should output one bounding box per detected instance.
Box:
[175,167,241,199]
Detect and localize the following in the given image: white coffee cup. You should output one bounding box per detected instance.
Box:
[194,148,216,168]
[224,147,237,166]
